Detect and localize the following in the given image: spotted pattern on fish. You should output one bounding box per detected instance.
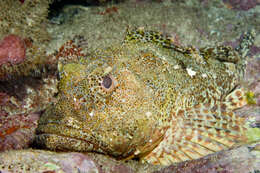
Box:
[35,28,255,165]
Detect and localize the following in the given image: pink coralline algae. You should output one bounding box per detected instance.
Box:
[154,144,259,173]
[0,92,9,106]
[0,34,26,66]
[0,112,40,151]
[0,150,101,173]
[223,0,259,11]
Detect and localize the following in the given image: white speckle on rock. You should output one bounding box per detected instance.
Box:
[186,68,196,77]
[26,87,34,94]
[202,73,207,78]
[26,17,34,27]
[173,65,180,69]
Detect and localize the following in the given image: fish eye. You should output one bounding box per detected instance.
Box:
[87,66,118,97]
[102,75,112,89]
[100,74,117,94]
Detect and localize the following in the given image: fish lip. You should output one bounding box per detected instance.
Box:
[35,122,103,150]
[35,131,137,159]
[35,122,138,157]
[34,132,104,153]
[35,132,93,144]
[35,123,160,159]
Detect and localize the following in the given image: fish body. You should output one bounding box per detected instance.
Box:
[36,28,255,165]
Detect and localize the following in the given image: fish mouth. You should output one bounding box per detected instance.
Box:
[35,106,166,158]
[35,133,98,152]
[35,123,104,152]
[35,123,139,158]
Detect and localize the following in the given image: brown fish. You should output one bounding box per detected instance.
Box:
[35,28,255,165]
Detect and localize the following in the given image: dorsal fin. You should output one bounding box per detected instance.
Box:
[235,29,256,59]
[124,27,186,53]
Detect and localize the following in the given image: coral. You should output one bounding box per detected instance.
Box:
[0,112,40,151]
[0,0,50,41]
[0,0,259,172]
[154,143,259,173]
[0,0,59,152]
[0,34,26,66]
[0,76,58,151]
[0,92,9,106]
[223,0,259,11]
[0,150,101,172]
[55,39,86,64]
[97,6,119,15]
[0,142,259,173]
[0,0,52,80]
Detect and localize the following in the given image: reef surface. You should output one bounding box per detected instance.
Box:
[0,0,260,172]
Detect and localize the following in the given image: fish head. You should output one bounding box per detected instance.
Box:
[36,50,168,158]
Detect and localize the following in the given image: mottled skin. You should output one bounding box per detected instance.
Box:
[36,29,254,165]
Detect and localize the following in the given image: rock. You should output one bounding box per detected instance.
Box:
[0,35,26,66]
[0,150,101,173]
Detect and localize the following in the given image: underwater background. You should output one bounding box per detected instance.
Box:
[0,0,260,172]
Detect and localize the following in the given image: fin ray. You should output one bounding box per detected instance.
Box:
[143,88,248,165]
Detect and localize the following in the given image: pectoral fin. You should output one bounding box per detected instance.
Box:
[143,88,249,165]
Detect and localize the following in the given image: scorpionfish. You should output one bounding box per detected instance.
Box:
[36,28,255,165]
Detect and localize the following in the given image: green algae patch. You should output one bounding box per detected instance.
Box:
[43,162,60,170]
[247,127,260,142]
[246,117,260,142]
[246,91,256,105]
